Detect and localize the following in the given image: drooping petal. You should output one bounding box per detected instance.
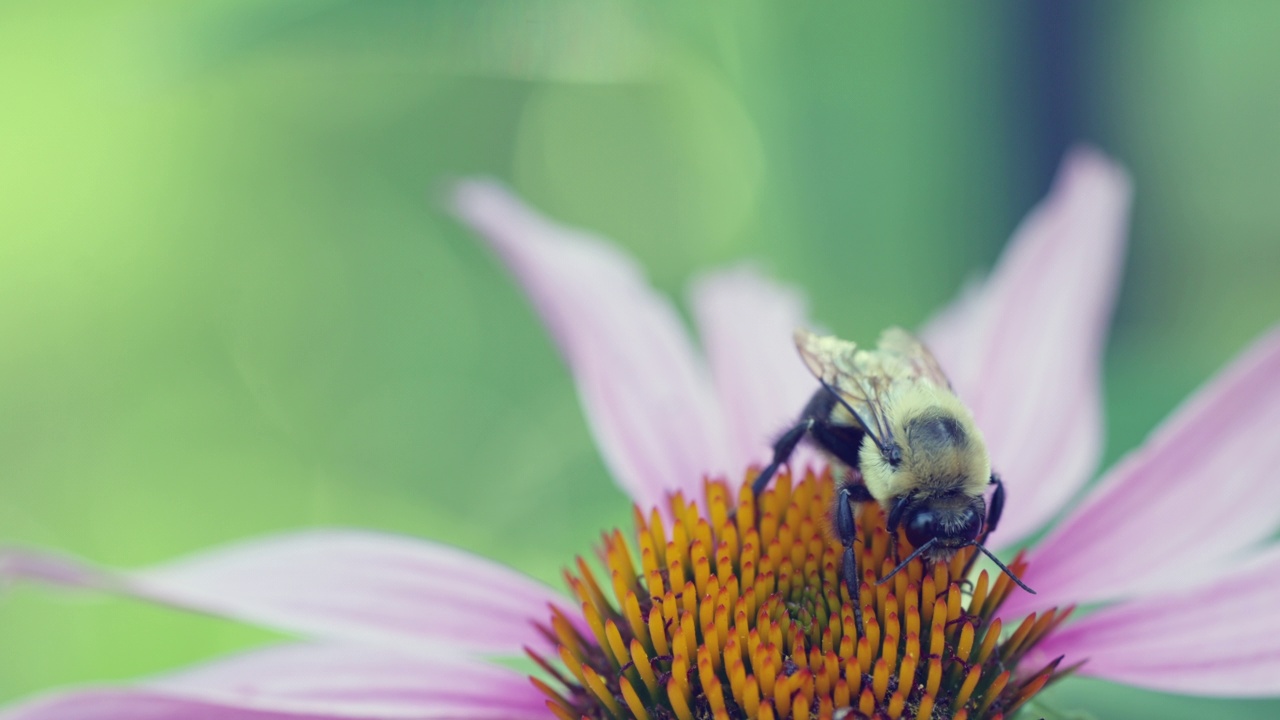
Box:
[921,147,1133,549]
[688,265,821,473]
[1,530,573,656]
[2,644,551,719]
[1007,325,1280,615]
[1028,546,1280,696]
[451,181,730,507]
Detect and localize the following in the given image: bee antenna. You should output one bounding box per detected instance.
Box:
[876,538,936,586]
[969,542,1036,594]
[816,377,889,456]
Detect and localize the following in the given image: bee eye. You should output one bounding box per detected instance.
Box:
[958,505,983,541]
[904,509,939,548]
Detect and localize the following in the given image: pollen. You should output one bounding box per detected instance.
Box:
[531,470,1074,719]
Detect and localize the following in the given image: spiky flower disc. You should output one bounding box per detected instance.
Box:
[532,471,1074,720]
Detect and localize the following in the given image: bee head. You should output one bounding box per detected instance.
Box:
[901,494,985,550]
[880,492,1035,595]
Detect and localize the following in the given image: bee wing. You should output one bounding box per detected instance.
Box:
[876,327,954,391]
[792,328,899,454]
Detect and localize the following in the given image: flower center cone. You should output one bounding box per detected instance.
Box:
[532,469,1075,720]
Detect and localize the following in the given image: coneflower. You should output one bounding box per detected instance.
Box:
[538,471,1067,720]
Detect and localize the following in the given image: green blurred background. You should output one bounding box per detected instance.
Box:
[1,1,1278,717]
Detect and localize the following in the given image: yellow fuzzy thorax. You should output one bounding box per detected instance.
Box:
[859,384,990,508]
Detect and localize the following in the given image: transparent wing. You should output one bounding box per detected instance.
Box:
[876,327,953,391]
[793,327,955,458]
[792,329,898,453]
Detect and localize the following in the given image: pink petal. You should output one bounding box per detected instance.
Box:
[1007,325,1280,615]
[2,644,552,719]
[2,693,321,720]
[153,644,551,718]
[451,181,731,507]
[921,147,1133,549]
[1,530,574,656]
[1028,547,1280,696]
[688,266,821,474]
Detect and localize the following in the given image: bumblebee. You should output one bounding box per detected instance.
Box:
[753,328,1032,627]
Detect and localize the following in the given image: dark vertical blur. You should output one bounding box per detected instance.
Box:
[1008,1,1087,214]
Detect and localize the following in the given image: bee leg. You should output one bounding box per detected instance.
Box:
[754,389,847,496]
[986,474,1006,535]
[885,495,911,534]
[836,481,875,636]
[841,546,863,638]
[884,495,913,565]
[752,417,814,496]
